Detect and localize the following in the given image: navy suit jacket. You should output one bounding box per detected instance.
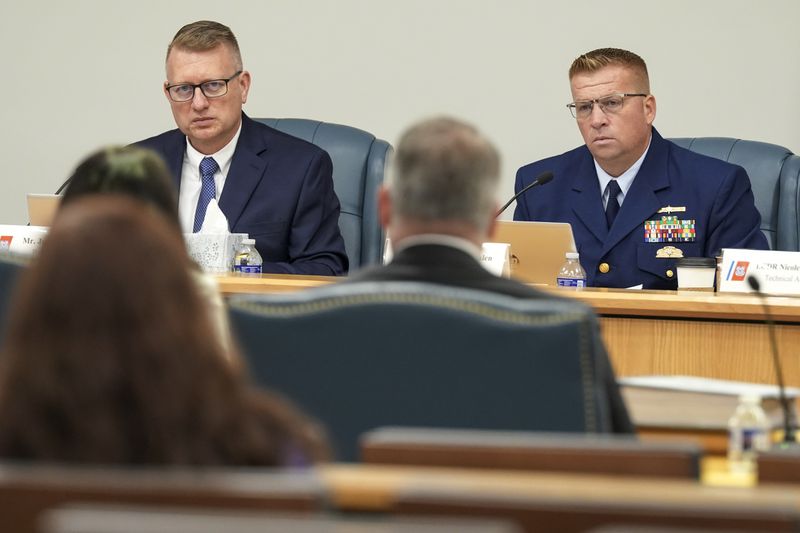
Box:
[514,128,768,289]
[136,113,348,275]
[349,243,634,434]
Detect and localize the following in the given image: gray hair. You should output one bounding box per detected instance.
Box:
[389,116,500,231]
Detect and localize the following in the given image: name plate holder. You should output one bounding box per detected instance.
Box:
[719,248,800,295]
[0,224,48,256]
[480,242,511,278]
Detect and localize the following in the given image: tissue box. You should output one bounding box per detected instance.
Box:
[184,233,248,273]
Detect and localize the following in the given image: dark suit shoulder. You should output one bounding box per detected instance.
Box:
[517,144,589,179]
[130,129,186,185]
[133,127,184,151]
[349,244,569,303]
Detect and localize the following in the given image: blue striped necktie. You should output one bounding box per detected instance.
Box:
[193,156,219,233]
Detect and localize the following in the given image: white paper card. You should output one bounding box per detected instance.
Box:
[481,242,511,278]
[382,236,393,264]
[0,224,48,256]
[719,248,800,295]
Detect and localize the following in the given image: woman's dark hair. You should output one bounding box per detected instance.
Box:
[61,145,182,232]
[0,196,327,465]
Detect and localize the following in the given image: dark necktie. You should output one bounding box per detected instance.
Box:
[193,156,219,233]
[605,179,621,229]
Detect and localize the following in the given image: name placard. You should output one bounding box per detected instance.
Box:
[480,242,511,278]
[0,225,48,256]
[719,248,800,295]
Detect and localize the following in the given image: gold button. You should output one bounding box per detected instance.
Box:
[598,262,610,274]
[666,269,674,278]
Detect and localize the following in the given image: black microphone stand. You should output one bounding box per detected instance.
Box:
[748,275,796,445]
[495,171,554,218]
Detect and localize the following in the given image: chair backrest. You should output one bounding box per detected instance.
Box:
[669,137,800,251]
[360,427,701,479]
[0,254,25,346]
[0,462,326,533]
[228,282,614,461]
[253,118,392,270]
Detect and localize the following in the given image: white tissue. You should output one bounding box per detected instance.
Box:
[199,199,230,234]
[185,200,247,273]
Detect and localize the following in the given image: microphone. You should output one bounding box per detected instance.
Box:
[54,175,73,195]
[747,275,796,445]
[496,171,554,218]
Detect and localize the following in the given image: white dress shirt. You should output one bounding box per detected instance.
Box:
[595,134,652,210]
[178,124,242,233]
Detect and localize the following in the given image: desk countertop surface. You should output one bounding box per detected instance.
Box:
[318,459,783,513]
[215,273,800,322]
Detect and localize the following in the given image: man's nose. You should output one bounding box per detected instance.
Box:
[191,87,210,110]
[589,103,608,128]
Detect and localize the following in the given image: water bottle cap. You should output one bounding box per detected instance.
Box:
[739,394,762,405]
[565,252,579,260]
[242,238,256,245]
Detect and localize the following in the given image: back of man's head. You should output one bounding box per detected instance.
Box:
[389,116,500,234]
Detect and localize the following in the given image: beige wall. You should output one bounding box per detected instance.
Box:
[1,0,798,223]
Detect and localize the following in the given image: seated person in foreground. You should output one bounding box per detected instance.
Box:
[62,144,233,359]
[0,197,328,465]
[349,116,633,433]
[514,47,767,289]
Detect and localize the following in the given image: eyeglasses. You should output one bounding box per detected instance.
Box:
[165,71,243,102]
[566,93,647,119]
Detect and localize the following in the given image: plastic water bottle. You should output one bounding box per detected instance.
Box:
[728,394,771,474]
[232,238,263,275]
[556,252,587,288]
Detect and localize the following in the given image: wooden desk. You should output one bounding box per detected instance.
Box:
[216,273,336,295]
[217,275,800,387]
[317,462,769,514]
[563,288,800,388]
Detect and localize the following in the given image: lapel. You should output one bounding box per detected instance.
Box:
[569,150,609,243]
[601,128,671,256]
[159,132,186,193]
[218,114,269,229]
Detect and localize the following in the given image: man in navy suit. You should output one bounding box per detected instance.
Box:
[351,117,633,433]
[136,21,347,275]
[514,48,767,289]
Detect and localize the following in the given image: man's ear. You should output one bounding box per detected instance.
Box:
[484,202,499,241]
[644,94,657,125]
[238,70,251,104]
